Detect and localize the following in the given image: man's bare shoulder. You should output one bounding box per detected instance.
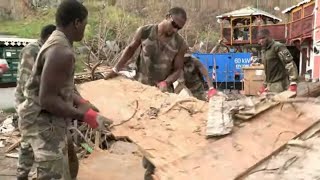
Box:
[45,45,74,61]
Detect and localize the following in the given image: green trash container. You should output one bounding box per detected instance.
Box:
[3,47,21,59]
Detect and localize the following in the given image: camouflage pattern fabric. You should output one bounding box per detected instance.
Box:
[261,40,298,93]
[134,24,187,92]
[15,40,42,107]
[17,30,75,180]
[16,40,42,180]
[266,78,290,93]
[183,57,206,100]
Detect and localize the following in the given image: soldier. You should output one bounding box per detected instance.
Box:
[177,52,216,101]
[257,29,298,94]
[104,7,188,93]
[15,24,56,180]
[17,1,112,179]
[210,39,230,53]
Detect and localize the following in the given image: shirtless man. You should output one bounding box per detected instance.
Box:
[17,1,112,179]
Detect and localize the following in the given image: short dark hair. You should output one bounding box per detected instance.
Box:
[40,24,56,40]
[168,7,187,20]
[56,0,88,27]
[258,29,270,37]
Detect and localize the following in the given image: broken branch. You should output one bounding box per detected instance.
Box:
[109,100,139,128]
[161,98,197,115]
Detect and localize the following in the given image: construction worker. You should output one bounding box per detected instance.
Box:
[17,1,112,179]
[176,52,216,101]
[104,7,189,93]
[105,7,215,180]
[210,39,230,53]
[257,29,298,94]
[15,24,56,180]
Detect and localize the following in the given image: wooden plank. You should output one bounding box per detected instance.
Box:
[78,78,209,167]
[153,102,320,180]
[206,96,233,137]
[298,82,320,97]
[235,119,320,180]
[5,139,21,153]
[235,91,296,120]
[79,78,320,179]
[78,151,144,180]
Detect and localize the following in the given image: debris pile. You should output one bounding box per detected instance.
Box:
[0,115,20,159]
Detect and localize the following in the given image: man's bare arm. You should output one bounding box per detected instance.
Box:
[114,27,143,71]
[39,46,85,120]
[165,45,188,84]
[194,59,213,88]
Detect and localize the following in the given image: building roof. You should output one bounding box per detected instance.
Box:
[216,6,282,22]
[282,0,313,14]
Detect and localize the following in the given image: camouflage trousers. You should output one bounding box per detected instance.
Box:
[18,123,78,180]
[266,78,290,93]
[190,84,206,101]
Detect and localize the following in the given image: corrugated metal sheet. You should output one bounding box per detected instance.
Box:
[282,0,313,14]
[216,6,282,22]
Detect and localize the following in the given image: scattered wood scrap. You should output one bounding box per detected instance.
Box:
[235,91,297,120]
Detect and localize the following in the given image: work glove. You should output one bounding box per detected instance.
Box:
[207,88,217,99]
[83,109,113,130]
[288,82,297,92]
[157,81,168,92]
[258,85,268,95]
[104,67,119,80]
[78,98,100,112]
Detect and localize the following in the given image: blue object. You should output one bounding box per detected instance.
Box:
[192,52,251,83]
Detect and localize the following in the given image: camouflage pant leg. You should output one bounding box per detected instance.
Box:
[142,156,155,180]
[67,131,78,179]
[17,140,34,179]
[27,125,71,180]
[190,84,207,101]
[192,90,207,101]
[267,78,289,93]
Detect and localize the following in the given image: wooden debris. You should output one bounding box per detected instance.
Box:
[235,91,297,120]
[5,139,21,153]
[109,100,139,128]
[298,82,320,97]
[287,139,312,149]
[5,153,19,158]
[206,95,233,137]
[95,131,101,149]
[161,97,196,115]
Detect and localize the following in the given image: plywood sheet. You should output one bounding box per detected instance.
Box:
[153,102,320,180]
[78,78,209,167]
[78,151,144,180]
[78,78,320,179]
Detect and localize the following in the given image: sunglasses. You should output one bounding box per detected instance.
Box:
[171,20,182,30]
[169,15,182,30]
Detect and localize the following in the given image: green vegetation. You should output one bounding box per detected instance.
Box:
[0,3,220,72]
[2,107,16,113]
[0,9,55,38]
